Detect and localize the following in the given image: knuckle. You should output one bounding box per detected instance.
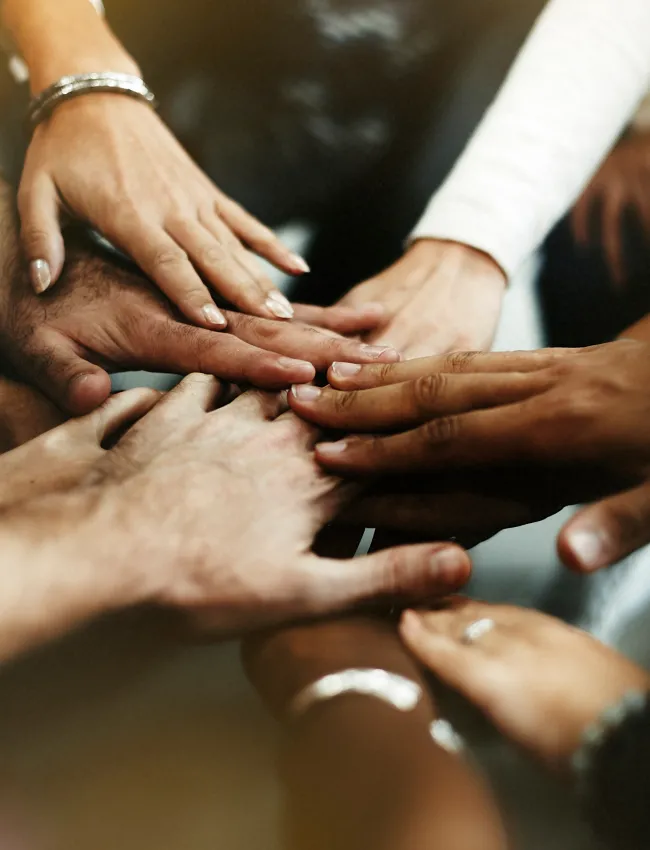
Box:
[421,415,459,446]
[150,248,188,272]
[410,373,446,414]
[331,388,360,416]
[443,351,480,373]
[21,225,50,250]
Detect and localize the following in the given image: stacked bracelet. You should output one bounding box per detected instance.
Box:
[27,72,157,130]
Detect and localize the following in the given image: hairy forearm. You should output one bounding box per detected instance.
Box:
[2,0,139,94]
[0,487,148,662]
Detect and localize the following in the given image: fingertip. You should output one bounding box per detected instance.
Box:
[30,259,53,294]
[276,357,316,384]
[328,362,363,385]
[399,609,422,639]
[430,544,472,590]
[66,371,112,415]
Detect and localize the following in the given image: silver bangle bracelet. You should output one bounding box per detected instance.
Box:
[27,72,157,130]
[571,689,648,795]
[288,668,423,718]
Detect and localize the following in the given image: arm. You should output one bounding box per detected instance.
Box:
[412,0,650,279]
[243,618,507,850]
[1,0,139,94]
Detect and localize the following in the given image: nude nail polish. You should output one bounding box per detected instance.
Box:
[289,253,310,274]
[202,303,227,328]
[291,384,322,401]
[31,259,51,294]
[266,294,294,319]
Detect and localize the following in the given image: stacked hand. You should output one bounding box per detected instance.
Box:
[400,601,650,768]
[290,340,650,571]
[0,229,398,416]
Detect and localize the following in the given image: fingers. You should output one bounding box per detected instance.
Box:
[571,192,593,247]
[558,481,650,573]
[216,196,310,276]
[88,387,162,443]
[155,373,224,413]
[327,348,579,390]
[178,215,293,321]
[115,223,228,330]
[293,543,472,616]
[16,332,112,415]
[399,609,490,693]
[290,371,547,432]
[18,174,65,294]
[221,387,289,422]
[292,302,385,335]
[139,320,317,388]
[315,404,536,475]
[224,312,400,371]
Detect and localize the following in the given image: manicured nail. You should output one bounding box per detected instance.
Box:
[291,384,322,402]
[266,293,294,319]
[202,303,227,328]
[31,259,51,294]
[316,441,348,457]
[289,253,310,274]
[331,362,362,378]
[566,529,607,571]
[361,344,399,361]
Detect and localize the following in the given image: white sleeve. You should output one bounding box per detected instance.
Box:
[410,0,650,278]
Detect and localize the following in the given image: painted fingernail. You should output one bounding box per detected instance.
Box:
[291,384,322,402]
[289,253,310,274]
[361,344,399,361]
[31,259,52,294]
[566,529,607,571]
[331,362,362,378]
[266,293,294,319]
[316,441,348,457]
[202,303,227,328]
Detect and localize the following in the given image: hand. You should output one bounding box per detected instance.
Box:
[19,95,311,327]
[0,376,472,661]
[294,342,650,571]
[572,130,650,285]
[0,376,65,453]
[400,600,650,768]
[337,240,506,358]
[0,229,397,415]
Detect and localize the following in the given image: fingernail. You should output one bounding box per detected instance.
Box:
[202,303,227,328]
[400,610,421,635]
[31,259,51,294]
[278,357,314,376]
[266,294,294,319]
[331,362,362,378]
[567,529,607,571]
[289,253,310,274]
[316,441,348,457]
[291,384,322,402]
[431,547,465,582]
[361,344,400,361]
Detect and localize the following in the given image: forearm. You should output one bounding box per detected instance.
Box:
[412,0,650,278]
[1,0,140,94]
[244,618,507,850]
[0,487,147,662]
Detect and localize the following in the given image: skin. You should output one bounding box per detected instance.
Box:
[0,376,64,453]
[5,0,311,326]
[572,129,650,286]
[338,240,507,358]
[243,617,508,850]
[0,198,397,416]
[0,374,471,662]
[289,338,650,572]
[400,600,650,769]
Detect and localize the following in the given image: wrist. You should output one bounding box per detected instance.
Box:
[408,239,507,288]
[0,485,151,660]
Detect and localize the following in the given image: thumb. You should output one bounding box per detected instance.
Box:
[75,387,163,445]
[18,333,112,415]
[558,482,650,572]
[18,174,65,294]
[295,543,472,617]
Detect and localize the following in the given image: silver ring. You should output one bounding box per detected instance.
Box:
[461,618,496,645]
